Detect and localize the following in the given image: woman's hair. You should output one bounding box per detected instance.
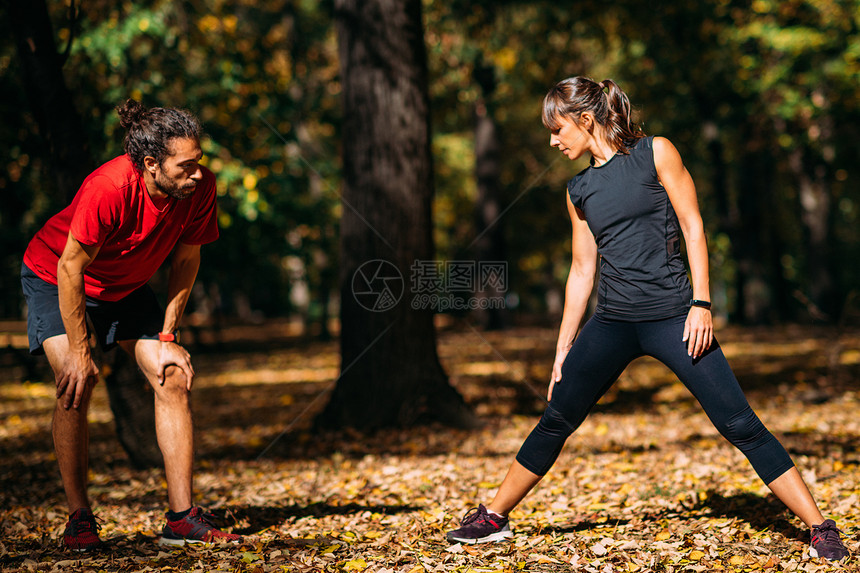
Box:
[542,77,645,154]
[116,99,202,170]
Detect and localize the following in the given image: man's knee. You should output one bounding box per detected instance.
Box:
[54,376,98,405]
[154,366,190,400]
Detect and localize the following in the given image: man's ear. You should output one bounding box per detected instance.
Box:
[143,155,158,175]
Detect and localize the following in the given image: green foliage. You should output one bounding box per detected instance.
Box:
[3,0,860,322]
[3,0,341,319]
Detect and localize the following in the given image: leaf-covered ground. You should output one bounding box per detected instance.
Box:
[1,321,859,572]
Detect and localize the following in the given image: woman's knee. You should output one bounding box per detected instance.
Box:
[713,406,770,449]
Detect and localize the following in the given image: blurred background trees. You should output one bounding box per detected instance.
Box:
[2,0,859,328]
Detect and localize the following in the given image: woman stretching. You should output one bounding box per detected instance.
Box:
[446,76,849,562]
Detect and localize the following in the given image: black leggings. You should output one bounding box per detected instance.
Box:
[516,313,794,485]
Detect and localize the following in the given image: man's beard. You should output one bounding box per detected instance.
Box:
[155,171,197,200]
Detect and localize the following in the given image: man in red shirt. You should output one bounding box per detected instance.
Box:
[21,100,242,550]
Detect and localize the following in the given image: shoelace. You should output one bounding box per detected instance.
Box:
[460,506,486,526]
[72,513,102,533]
[812,522,843,545]
[187,509,218,528]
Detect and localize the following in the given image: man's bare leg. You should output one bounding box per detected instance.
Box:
[43,335,96,514]
[120,340,193,512]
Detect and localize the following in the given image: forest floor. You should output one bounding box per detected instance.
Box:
[1,320,859,572]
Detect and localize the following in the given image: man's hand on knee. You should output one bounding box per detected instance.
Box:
[157,343,195,391]
[57,349,99,410]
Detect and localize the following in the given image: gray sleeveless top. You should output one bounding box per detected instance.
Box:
[567,136,692,321]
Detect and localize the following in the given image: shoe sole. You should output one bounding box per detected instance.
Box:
[809,547,848,561]
[66,544,101,552]
[64,539,102,552]
[447,530,513,545]
[159,537,213,547]
[159,536,242,547]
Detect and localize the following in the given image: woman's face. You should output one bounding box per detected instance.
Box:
[549,115,588,160]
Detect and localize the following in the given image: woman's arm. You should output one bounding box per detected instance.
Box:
[653,136,713,359]
[549,193,598,400]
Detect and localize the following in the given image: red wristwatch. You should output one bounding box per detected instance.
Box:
[158,331,177,342]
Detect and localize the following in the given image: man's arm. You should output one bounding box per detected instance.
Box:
[56,231,101,409]
[155,242,201,389]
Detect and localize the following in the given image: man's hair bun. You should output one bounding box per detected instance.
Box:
[116,99,149,129]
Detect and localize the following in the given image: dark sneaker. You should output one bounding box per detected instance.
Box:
[446,504,513,544]
[159,507,243,546]
[810,519,849,561]
[63,508,102,552]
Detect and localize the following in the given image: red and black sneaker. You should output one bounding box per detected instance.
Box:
[446,504,513,544]
[810,519,849,561]
[63,508,102,552]
[158,507,243,546]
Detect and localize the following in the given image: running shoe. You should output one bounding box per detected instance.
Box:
[63,508,102,552]
[810,519,849,561]
[446,504,513,544]
[158,507,243,546]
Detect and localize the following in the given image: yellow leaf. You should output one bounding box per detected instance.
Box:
[343,558,367,571]
[478,481,501,488]
[529,554,560,564]
[834,460,844,472]
[595,423,609,436]
[689,550,706,561]
[628,563,640,572]
[655,530,671,541]
[587,502,610,511]
[729,555,745,566]
[363,531,383,539]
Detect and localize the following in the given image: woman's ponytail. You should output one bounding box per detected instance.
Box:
[600,79,643,153]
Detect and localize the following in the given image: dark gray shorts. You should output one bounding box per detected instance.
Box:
[20,263,164,355]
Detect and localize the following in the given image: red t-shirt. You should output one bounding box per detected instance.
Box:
[24,155,219,301]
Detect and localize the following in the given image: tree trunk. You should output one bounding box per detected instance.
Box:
[789,145,836,320]
[471,61,508,330]
[8,0,160,466]
[319,0,475,430]
[728,141,775,324]
[99,347,162,469]
[6,0,93,203]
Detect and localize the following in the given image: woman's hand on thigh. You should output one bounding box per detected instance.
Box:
[683,307,713,359]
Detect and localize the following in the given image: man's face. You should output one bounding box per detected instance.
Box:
[154,138,204,199]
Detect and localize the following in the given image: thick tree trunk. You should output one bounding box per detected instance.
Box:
[8,0,160,466]
[319,0,474,430]
[6,0,93,203]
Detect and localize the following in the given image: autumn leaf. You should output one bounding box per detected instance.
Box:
[2,324,859,572]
